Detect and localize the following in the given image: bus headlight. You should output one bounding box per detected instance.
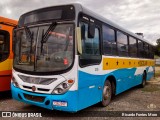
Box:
[12,76,19,88]
[52,79,74,94]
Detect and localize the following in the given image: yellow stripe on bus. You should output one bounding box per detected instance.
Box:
[0,59,13,71]
[103,57,155,70]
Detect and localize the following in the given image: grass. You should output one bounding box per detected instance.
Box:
[155,72,160,77]
[155,65,160,67]
[154,55,160,59]
[141,85,160,92]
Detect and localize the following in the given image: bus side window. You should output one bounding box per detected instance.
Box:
[79,22,101,67]
[0,30,10,62]
[129,37,137,57]
[144,43,149,58]
[102,25,116,55]
[137,40,143,58]
[117,31,128,57]
[149,45,154,59]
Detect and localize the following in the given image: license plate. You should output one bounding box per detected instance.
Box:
[53,101,67,107]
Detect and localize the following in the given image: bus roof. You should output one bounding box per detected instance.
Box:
[0,16,17,27]
[79,4,154,46]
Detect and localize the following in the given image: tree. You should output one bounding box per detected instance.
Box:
[155,38,160,56]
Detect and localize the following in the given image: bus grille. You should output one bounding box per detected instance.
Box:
[18,75,56,85]
[23,94,45,102]
[23,85,50,92]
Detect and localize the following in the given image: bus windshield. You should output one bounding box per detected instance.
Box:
[14,23,74,73]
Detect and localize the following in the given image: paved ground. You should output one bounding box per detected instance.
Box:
[0,67,160,120]
[155,66,160,72]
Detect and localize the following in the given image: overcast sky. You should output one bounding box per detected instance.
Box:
[0,0,160,45]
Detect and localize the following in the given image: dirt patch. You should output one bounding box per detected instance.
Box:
[141,84,160,92]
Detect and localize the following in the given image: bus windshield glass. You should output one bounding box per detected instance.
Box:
[14,23,74,73]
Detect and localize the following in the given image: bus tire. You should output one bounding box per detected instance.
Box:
[101,80,112,107]
[140,72,146,88]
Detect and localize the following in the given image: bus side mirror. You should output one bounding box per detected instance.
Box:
[76,27,82,54]
[88,23,95,38]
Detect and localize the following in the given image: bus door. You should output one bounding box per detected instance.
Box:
[78,17,102,109]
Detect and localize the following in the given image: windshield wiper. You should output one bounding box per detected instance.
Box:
[41,22,57,43]
[41,22,57,53]
[24,26,33,41]
[24,26,34,63]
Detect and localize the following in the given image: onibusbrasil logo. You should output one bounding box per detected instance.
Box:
[2,112,42,118]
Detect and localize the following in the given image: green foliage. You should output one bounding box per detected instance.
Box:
[154,55,160,59]
[156,38,160,45]
[155,38,160,56]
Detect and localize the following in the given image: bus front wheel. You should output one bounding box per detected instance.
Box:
[101,80,112,107]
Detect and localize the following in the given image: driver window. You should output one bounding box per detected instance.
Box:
[0,30,10,62]
[79,22,101,67]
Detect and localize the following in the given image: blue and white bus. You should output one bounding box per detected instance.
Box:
[11,3,155,112]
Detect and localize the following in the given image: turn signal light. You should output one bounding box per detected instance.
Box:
[68,79,74,84]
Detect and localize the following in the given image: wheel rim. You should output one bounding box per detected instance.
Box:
[103,85,111,100]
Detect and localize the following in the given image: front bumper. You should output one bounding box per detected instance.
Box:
[11,83,78,112]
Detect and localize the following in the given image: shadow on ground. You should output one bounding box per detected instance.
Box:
[0,90,12,100]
